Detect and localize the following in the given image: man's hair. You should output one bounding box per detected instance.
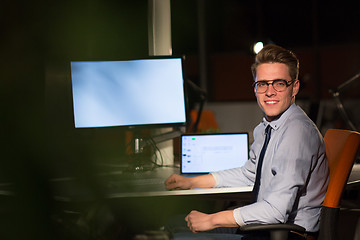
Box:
[251,44,299,81]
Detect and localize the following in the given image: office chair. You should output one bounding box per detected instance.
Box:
[239,129,360,240]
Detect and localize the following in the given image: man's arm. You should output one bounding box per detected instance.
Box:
[185,210,239,233]
[164,173,216,190]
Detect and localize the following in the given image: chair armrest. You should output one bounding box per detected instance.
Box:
[239,223,306,232]
[239,223,306,240]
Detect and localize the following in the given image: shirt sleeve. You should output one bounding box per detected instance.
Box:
[233,209,245,226]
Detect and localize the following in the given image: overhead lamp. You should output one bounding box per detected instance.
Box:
[252,41,264,54]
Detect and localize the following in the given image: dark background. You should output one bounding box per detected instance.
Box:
[1,0,360,239]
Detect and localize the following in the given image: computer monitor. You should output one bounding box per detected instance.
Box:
[70,57,187,129]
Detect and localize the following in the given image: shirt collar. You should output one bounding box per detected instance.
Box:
[261,103,297,130]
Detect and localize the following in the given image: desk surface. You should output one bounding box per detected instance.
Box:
[106,186,253,198]
[50,166,253,201]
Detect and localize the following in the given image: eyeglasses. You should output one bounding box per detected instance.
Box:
[253,79,295,93]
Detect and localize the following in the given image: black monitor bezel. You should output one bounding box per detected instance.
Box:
[69,55,190,130]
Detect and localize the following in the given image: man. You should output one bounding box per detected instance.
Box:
[165,44,329,237]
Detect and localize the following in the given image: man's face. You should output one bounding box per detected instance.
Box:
[254,63,299,122]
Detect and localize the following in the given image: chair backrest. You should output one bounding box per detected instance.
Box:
[323,129,360,208]
[318,129,360,240]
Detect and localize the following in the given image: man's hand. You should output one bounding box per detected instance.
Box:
[185,210,238,233]
[164,173,216,190]
[185,210,215,232]
[164,174,192,190]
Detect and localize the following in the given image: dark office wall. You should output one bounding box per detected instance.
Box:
[206,44,360,101]
[42,0,148,60]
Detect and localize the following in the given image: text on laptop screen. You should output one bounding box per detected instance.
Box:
[181,133,249,173]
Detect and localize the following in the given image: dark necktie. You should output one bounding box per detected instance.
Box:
[252,124,272,202]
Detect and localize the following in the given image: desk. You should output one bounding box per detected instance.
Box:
[48,166,253,238]
[0,165,255,239]
[50,166,252,202]
[108,186,253,198]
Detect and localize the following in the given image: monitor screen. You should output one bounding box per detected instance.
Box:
[70,57,187,128]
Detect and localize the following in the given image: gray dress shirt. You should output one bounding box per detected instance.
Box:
[212,104,329,232]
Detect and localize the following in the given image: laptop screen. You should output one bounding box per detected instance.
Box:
[180,132,249,174]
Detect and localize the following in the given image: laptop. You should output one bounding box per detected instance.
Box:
[180,132,249,175]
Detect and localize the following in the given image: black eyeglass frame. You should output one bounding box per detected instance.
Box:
[253,79,295,93]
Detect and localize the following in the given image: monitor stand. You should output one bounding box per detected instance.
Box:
[125,127,184,172]
[124,130,150,172]
[130,136,148,171]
